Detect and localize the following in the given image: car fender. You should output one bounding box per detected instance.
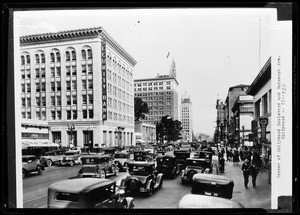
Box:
[145,179,153,190]
[124,197,134,208]
[155,173,163,186]
[119,178,126,188]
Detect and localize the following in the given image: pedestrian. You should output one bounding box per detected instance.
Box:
[241,159,251,189]
[250,162,259,188]
[219,156,225,173]
[233,150,240,166]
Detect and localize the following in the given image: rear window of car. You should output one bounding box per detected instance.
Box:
[56,192,79,202]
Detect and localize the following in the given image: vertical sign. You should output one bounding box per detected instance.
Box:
[259,118,268,143]
[101,40,107,121]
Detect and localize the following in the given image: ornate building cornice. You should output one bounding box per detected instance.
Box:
[20,27,137,66]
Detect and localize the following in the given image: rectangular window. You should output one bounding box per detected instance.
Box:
[67,110,71,120]
[41,97,46,106]
[51,97,55,106]
[88,65,92,74]
[73,110,77,119]
[21,98,25,107]
[57,111,61,119]
[21,84,25,92]
[159,82,163,85]
[57,82,61,91]
[82,65,86,74]
[57,96,61,105]
[27,112,31,119]
[83,110,87,119]
[82,80,86,89]
[36,111,41,119]
[51,111,55,120]
[36,83,40,92]
[26,98,31,107]
[42,111,46,120]
[56,67,61,76]
[88,95,93,104]
[88,80,93,89]
[262,93,268,115]
[22,112,26,118]
[35,69,39,78]
[51,82,55,91]
[72,81,77,91]
[72,66,77,76]
[67,96,71,105]
[51,68,55,77]
[255,99,261,118]
[72,95,77,105]
[89,110,93,118]
[26,70,30,79]
[66,66,71,76]
[66,81,71,91]
[82,95,87,104]
[41,68,45,78]
[41,83,46,92]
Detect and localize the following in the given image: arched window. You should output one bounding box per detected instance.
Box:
[35,54,40,64]
[87,49,92,59]
[56,52,61,62]
[72,50,76,61]
[21,56,25,65]
[26,55,30,64]
[81,50,86,60]
[66,51,70,61]
[41,53,45,63]
[50,53,55,62]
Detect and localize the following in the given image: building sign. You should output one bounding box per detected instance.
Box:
[101,40,107,121]
[259,118,268,142]
[240,106,254,113]
[22,132,49,139]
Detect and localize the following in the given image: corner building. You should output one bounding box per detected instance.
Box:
[20,27,137,148]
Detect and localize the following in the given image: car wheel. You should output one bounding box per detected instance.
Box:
[128,202,134,209]
[147,186,153,197]
[46,159,53,167]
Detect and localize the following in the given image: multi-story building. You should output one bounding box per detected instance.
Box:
[134,121,156,144]
[180,95,193,142]
[231,95,254,147]
[134,62,179,125]
[215,99,226,144]
[224,84,249,147]
[20,27,137,149]
[246,57,271,166]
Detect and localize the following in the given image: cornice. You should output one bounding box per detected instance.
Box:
[20,27,137,66]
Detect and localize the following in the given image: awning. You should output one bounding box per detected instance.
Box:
[22,139,59,149]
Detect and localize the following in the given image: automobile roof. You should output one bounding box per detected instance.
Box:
[81,153,110,158]
[193,173,233,184]
[22,155,36,158]
[178,194,244,208]
[129,161,154,166]
[157,154,176,159]
[48,178,115,194]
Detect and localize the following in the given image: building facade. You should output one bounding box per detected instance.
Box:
[231,95,254,147]
[180,95,193,142]
[247,57,271,165]
[215,99,226,144]
[134,66,179,125]
[20,27,137,148]
[134,121,156,144]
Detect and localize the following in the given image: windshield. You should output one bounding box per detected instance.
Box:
[82,158,101,164]
[115,154,128,159]
[56,192,79,202]
[129,165,152,176]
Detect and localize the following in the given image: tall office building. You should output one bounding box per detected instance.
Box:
[20,27,137,148]
[180,94,193,142]
[134,61,179,125]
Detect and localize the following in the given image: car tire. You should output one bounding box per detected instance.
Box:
[128,202,134,209]
[46,159,53,167]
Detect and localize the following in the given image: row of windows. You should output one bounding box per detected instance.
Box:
[149,106,171,110]
[21,48,92,65]
[135,86,171,91]
[134,81,171,87]
[135,92,171,97]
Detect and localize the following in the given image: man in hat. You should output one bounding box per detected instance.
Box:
[241,159,251,189]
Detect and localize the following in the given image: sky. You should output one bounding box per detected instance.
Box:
[15,8,276,137]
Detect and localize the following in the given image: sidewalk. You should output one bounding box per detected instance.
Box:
[222,160,271,209]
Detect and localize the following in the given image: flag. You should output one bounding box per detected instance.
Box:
[166,51,170,59]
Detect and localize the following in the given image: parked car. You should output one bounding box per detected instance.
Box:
[133,150,153,162]
[156,155,181,178]
[114,152,131,172]
[48,178,134,208]
[58,149,82,166]
[193,151,213,173]
[22,155,45,178]
[173,150,190,171]
[191,173,234,199]
[120,162,163,196]
[40,149,67,167]
[78,154,119,178]
[180,158,212,184]
[178,194,244,208]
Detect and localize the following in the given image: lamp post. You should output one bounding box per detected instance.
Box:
[242,125,245,147]
[67,123,75,147]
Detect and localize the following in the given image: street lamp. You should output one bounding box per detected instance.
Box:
[67,123,75,147]
[242,125,245,147]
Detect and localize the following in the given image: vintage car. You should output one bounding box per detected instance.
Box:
[58,149,82,166]
[144,147,157,159]
[193,150,213,173]
[78,154,119,178]
[22,155,45,178]
[191,173,234,199]
[114,152,131,172]
[120,162,163,196]
[102,147,117,158]
[156,155,181,178]
[181,158,212,184]
[173,149,190,171]
[178,194,244,208]
[48,178,134,208]
[40,148,67,167]
[157,145,166,155]
[133,150,153,162]
[179,145,192,153]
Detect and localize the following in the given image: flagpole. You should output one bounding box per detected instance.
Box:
[259,18,261,71]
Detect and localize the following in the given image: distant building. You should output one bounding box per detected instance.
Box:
[215,99,226,143]
[247,57,271,165]
[180,94,193,142]
[232,95,254,147]
[134,121,156,145]
[20,27,137,148]
[134,61,179,124]
[224,84,249,147]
